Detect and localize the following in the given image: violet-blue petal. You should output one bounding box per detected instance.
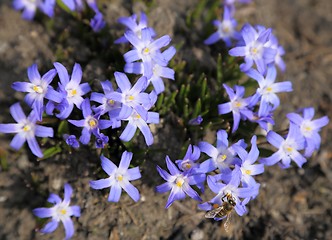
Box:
[229,46,247,57]
[121,181,140,202]
[124,49,140,63]
[204,32,221,45]
[27,137,43,158]
[136,120,153,146]
[114,72,131,92]
[12,81,31,92]
[165,188,186,208]
[33,207,53,218]
[35,125,54,138]
[41,219,59,234]
[0,124,20,133]
[70,205,81,217]
[312,116,329,129]
[54,62,69,85]
[124,62,143,74]
[266,131,283,148]
[47,193,61,204]
[79,128,91,145]
[150,35,171,51]
[108,184,122,202]
[124,31,144,50]
[260,151,282,166]
[150,77,164,94]
[292,151,307,168]
[303,107,315,119]
[42,69,57,84]
[120,123,137,142]
[119,151,132,170]
[118,105,133,120]
[79,83,91,95]
[45,88,63,103]
[98,120,113,130]
[182,184,202,202]
[198,141,218,159]
[27,64,41,83]
[127,167,141,181]
[207,175,222,193]
[165,155,180,175]
[218,102,231,114]
[63,183,73,204]
[100,155,117,175]
[156,182,172,193]
[63,217,75,240]
[198,159,216,173]
[90,178,112,189]
[156,165,172,181]
[241,23,256,44]
[10,103,26,123]
[162,46,176,62]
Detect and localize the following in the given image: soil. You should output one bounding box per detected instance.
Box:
[0,0,331,240]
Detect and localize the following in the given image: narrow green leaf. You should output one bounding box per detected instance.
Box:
[38,146,62,161]
[193,98,202,117]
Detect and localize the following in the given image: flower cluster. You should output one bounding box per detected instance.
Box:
[156,131,263,219]
[3,1,330,239]
[13,0,106,32]
[117,12,176,95]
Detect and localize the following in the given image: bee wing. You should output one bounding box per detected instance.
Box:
[223,211,233,233]
[205,207,222,218]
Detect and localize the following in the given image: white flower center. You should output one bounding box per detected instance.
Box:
[67,88,77,97]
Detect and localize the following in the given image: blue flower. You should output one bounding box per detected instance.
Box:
[63,134,80,149]
[229,23,277,73]
[46,62,91,119]
[90,151,141,202]
[108,72,150,120]
[33,183,81,240]
[206,166,256,216]
[260,123,306,168]
[123,28,171,78]
[198,130,244,173]
[188,115,203,126]
[90,11,106,32]
[232,136,264,197]
[68,98,112,145]
[175,145,201,173]
[120,110,159,146]
[125,46,176,94]
[115,12,156,44]
[204,6,239,47]
[0,103,53,158]
[246,65,292,117]
[287,108,329,157]
[12,63,63,121]
[218,84,255,133]
[90,80,122,129]
[95,133,109,148]
[13,0,55,20]
[156,156,202,208]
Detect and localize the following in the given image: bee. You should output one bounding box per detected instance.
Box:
[205,193,236,232]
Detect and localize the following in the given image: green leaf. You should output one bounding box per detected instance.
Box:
[38,146,62,161]
[193,98,202,117]
[57,120,69,138]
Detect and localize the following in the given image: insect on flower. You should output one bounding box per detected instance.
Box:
[205,193,236,232]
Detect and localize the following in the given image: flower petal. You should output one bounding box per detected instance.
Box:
[90,178,112,190]
[121,180,140,202]
[108,184,122,202]
[33,207,53,218]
